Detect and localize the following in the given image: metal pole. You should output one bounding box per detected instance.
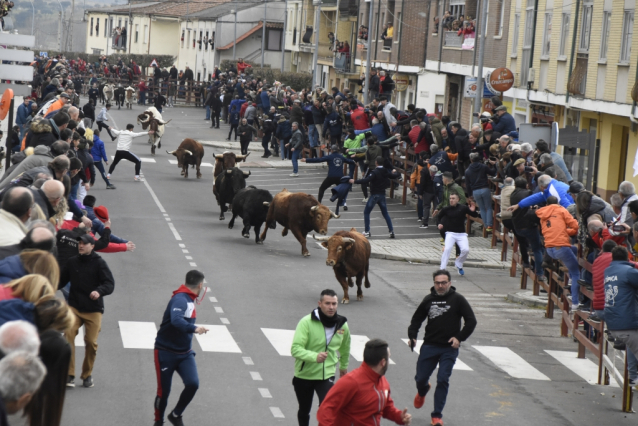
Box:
[55,0,63,52]
[261,0,266,67]
[232,2,237,61]
[473,0,489,124]
[280,0,287,71]
[4,98,14,171]
[311,1,321,87]
[363,0,374,104]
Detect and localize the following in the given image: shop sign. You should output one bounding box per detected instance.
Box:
[488,67,515,93]
[394,74,409,92]
[464,77,477,98]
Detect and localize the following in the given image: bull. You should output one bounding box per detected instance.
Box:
[259,189,338,257]
[214,167,250,220]
[103,83,114,103]
[228,186,275,243]
[213,151,250,180]
[137,107,170,155]
[166,138,205,179]
[125,86,136,109]
[313,229,371,304]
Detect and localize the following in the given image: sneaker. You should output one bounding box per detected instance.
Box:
[167,412,184,426]
[106,184,117,189]
[440,238,445,243]
[576,303,590,311]
[153,422,164,426]
[134,176,144,182]
[362,197,368,203]
[629,378,638,387]
[420,224,429,229]
[457,267,464,276]
[537,275,547,282]
[418,217,423,222]
[588,313,602,323]
[571,304,579,311]
[82,376,94,388]
[431,417,444,426]
[289,173,299,177]
[343,205,348,211]
[614,341,627,350]
[66,375,75,387]
[486,227,493,233]
[106,173,111,179]
[413,383,430,408]
[363,232,371,238]
[389,232,395,239]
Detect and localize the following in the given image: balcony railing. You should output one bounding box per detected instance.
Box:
[443,31,464,48]
[112,34,127,51]
[333,52,352,72]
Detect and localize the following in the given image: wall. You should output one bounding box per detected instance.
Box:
[176,20,217,78]
[415,70,446,112]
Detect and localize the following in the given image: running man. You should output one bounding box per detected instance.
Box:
[96,103,116,141]
[408,269,476,426]
[154,270,209,426]
[291,289,351,426]
[436,193,478,275]
[107,124,153,182]
[302,144,355,204]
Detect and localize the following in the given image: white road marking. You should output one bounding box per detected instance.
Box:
[220,318,230,324]
[401,339,473,370]
[179,244,185,248]
[243,357,254,365]
[111,155,156,163]
[209,297,218,302]
[545,350,618,387]
[189,262,197,267]
[269,407,285,418]
[142,177,166,213]
[258,388,272,398]
[165,218,171,221]
[119,321,157,349]
[185,256,193,260]
[167,223,182,240]
[261,328,295,356]
[215,307,224,313]
[74,325,85,347]
[250,371,263,380]
[163,213,169,216]
[195,325,242,353]
[182,249,189,253]
[168,160,213,167]
[473,346,550,380]
[350,335,395,364]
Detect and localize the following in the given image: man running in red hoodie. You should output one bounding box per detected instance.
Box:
[153,270,209,426]
[317,339,412,426]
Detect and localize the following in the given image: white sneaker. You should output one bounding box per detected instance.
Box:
[134,176,144,182]
[106,173,111,179]
[289,173,299,177]
[362,197,368,203]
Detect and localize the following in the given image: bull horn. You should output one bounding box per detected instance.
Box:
[184,150,193,156]
[263,201,270,206]
[312,234,330,241]
[214,154,224,159]
[310,205,319,212]
[341,237,355,244]
[330,210,339,218]
[166,150,176,155]
[226,169,233,174]
[242,170,251,177]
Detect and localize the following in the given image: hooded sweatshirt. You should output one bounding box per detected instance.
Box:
[60,251,115,313]
[306,153,354,177]
[604,260,638,330]
[0,255,27,284]
[155,285,199,353]
[535,204,578,247]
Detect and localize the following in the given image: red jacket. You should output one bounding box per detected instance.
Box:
[592,253,638,310]
[591,228,625,250]
[350,108,370,131]
[317,362,405,426]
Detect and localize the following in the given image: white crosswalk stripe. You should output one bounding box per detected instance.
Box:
[74,325,85,347]
[194,324,242,353]
[110,156,156,163]
[545,350,619,387]
[119,321,157,349]
[473,346,550,380]
[168,159,214,167]
[400,339,472,371]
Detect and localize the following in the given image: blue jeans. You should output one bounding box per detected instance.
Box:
[546,246,580,305]
[594,311,637,380]
[70,182,79,201]
[516,227,545,276]
[472,187,493,227]
[154,349,199,422]
[415,345,458,419]
[308,124,319,147]
[139,91,146,105]
[364,193,393,233]
[205,105,211,120]
[291,149,300,173]
[280,138,290,160]
[94,161,111,185]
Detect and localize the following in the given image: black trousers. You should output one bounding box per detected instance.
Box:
[211,112,220,128]
[503,219,530,265]
[292,376,333,426]
[108,150,142,176]
[318,176,342,203]
[239,139,250,155]
[228,124,238,140]
[96,121,115,139]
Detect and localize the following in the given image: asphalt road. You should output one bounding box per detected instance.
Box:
[52,103,636,426]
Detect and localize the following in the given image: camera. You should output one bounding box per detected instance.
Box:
[480,115,497,123]
[612,224,625,232]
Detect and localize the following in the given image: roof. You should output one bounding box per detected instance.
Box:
[185,0,256,19]
[86,2,161,14]
[87,0,235,18]
[216,21,284,50]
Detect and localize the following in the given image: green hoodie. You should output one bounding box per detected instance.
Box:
[291,309,351,380]
[436,182,467,210]
[344,133,366,151]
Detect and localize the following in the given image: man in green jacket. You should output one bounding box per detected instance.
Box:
[291,289,351,426]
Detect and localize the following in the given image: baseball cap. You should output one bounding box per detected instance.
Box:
[568,181,585,194]
[60,93,71,99]
[94,205,109,222]
[77,234,96,245]
[494,105,507,112]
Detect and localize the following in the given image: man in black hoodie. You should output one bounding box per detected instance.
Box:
[61,234,115,389]
[436,193,479,275]
[408,269,476,426]
[450,123,469,178]
[464,153,497,232]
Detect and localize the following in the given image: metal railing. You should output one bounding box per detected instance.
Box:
[443,31,464,48]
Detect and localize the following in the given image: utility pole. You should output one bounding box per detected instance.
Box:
[363,0,374,104]
[55,0,63,52]
[232,0,237,61]
[280,0,287,71]
[261,0,266,67]
[473,0,489,123]
[311,0,321,87]
[29,0,34,35]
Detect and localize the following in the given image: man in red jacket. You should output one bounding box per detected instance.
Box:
[317,339,412,426]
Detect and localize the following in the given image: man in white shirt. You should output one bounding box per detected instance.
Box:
[107,124,153,182]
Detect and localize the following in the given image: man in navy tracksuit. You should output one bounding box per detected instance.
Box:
[154,270,209,426]
[302,144,355,204]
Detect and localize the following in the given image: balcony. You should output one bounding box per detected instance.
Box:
[443,31,474,49]
[112,35,127,51]
[334,52,357,74]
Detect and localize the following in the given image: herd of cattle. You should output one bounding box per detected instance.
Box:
[160,141,373,304]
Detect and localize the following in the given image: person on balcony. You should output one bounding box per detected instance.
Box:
[382,22,393,49]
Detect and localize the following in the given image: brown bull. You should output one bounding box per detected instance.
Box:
[213,151,250,179]
[313,229,371,304]
[260,189,337,256]
[167,138,205,179]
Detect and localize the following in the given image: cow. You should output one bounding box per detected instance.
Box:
[125,86,136,109]
[214,167,250,220]
[228,186,275,243]
[137,107,170,155]
[213,151,250,180]
[259,189,338,257]
[114,85,125,109]
[166,138,205,179]
[103,83,114,103]
[313,229,371,304]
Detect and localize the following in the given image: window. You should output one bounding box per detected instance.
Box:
[599,11,611,61]
[199,31,203,50]
[187,30,190,49]
[90,18,93,36]
[541,13,552,58]
[109,18,113,37]
[449,0,465,19]
[96,18,99,37]
[511,14,520,56]
[205,30,209,51]
[579,1,593,52]
[143,25,148,43]
[211,31,215,50]
[620,10,634,63]
[559,13,569,57]
[135,24,139,43]
[266,28,282,50]
[495,0,505,36]
[118,18,121,28]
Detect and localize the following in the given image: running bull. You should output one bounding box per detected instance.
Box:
[137,107,170,155]
[213,151,250,180]
[313,229,371,303]
[214,167,251,220]
[228,186,275,244]
[260,189,338,257]
[166,138,205,179]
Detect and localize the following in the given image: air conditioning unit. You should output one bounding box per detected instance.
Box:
[527,68,535,84]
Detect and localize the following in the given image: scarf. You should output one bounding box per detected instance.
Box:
[315,308,338,328]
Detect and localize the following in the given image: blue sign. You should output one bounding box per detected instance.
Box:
[39,52,48,57]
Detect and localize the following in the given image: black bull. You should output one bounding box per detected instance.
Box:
[229,186,275,244]
[214,167,251,220]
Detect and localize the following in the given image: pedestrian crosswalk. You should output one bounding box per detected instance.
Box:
[168,159,214,167]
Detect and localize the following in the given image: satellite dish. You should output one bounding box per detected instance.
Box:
[0,89,14,121]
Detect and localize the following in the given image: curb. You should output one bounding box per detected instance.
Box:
[506,291,553,309]
[369,252,509,270]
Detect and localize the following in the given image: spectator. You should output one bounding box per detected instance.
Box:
[428,144,457,174]
[323,107,343,147]
[286,122,304,177]
[491,105,516,135]
[275,115,293,160]
[619,181,638,226]
[417,164,442,230]
[0,187,33,247]
[535,140,573,182]
[91,130,115,189]
[237,118,258,156]
[538,153,568,184]
[0,351,47,420]
[303,145,355,202]
[0,249,59,285]
[450,123,469,176]
[508,174,574,211]
[0,320,40,356]
[0,226,56,261]
[465,153,497,232]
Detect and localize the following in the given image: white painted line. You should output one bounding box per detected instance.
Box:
[168,159,213,167]
[220,318,230,324]
[401,339,473,370]
[163,213,169,216]
[165,218,171,221]
[194,325,242,353]
[258,388,272,398]
[142,176,166,213]
[261,328,295,356]
[119,321,157,349]
[473,346,550,380]
[209,297,218,302]
[185,256,193,260]
[243,356,254,365]
[189,262,197,267]
[74,325,85,347]
[269,407,285,418]
[545,350,618,387]
[182,249,189,253]
[179,244,185,248]
[350,335,395,364]
[215,307,224,313]
[111,156,156,163]
[250,371,263,380]
[167,223,182,240]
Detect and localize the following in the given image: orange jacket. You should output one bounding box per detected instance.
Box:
[47,99,65,115]
[410,163,424,189]
[535,204,578,247]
